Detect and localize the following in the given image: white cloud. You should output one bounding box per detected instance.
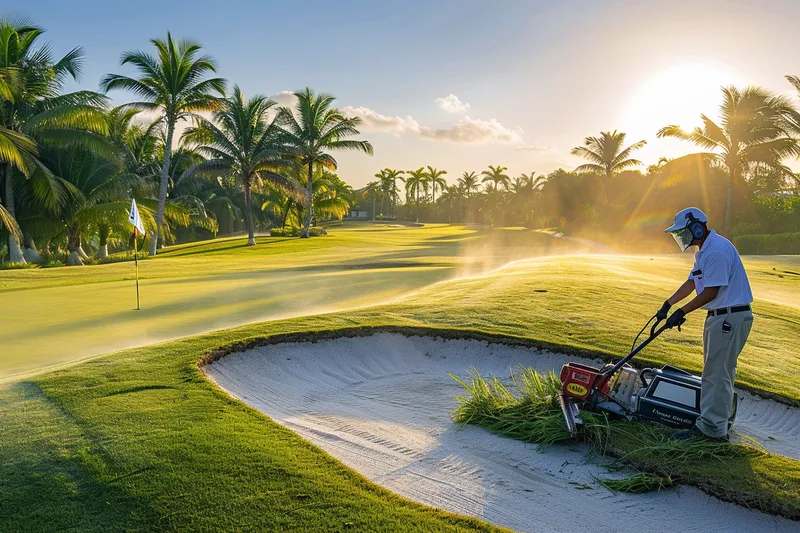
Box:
[434,93,471,113]
[342,106,522,145]
[341,106,423,135]
[516,142,552,153]
[270,90,298,108]
[420,116,523,144]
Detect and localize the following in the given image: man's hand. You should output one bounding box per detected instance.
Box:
[666,309,687,329]
[656,300,671,321]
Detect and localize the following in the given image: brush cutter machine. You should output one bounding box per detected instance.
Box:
[558,316,737,436]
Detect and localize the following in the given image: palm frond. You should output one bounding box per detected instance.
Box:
[258,170,309,204]
[0,203,21,238]
[0,126,38,176]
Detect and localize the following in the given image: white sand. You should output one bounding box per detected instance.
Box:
[206,333,799,533]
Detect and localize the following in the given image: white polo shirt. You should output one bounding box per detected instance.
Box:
[688,230,753,310]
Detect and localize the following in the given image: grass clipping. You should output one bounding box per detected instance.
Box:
[597,473,674,493]
[451,367,761,494]
[451,368,609,449]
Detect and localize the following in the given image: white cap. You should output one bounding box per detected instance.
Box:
[665,207,708,233]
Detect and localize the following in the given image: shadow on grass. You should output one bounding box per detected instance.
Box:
[0,383,160,532]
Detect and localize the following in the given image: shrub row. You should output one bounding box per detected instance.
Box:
[733,232,800,255]
[269,227,328,237]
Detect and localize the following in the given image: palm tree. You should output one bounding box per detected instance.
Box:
[36,145,142,265]
[458,171,481,197]
[404,167,427,222]
[0,18,111,263]
[373,168,404,218]
[284,168,354,228]
[374,169,390,217]
[570,130,646,203]
[181,86,306,246]
[309,170,353,222]
[659,85,799,230]
[439,184,466,222]
[364,180,380,221]
[481,165,511,191]
[426,166,448,203]
[101,32,226,255]
[386,169,404,218]
[277,88,373,238]
[518,171,547,192]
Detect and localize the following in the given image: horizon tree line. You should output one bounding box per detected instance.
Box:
[3,17,800,266]
[365,82,800,234]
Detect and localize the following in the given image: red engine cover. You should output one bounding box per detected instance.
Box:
[560,362,605,401]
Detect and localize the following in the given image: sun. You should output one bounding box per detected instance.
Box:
[620,63,744,140]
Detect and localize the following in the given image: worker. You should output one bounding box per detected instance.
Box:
[656,207,754,442]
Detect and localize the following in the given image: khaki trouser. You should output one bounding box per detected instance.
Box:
[696,310,754,437]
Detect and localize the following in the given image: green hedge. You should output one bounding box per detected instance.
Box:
[269,227,328,237]
[733,232,800,255]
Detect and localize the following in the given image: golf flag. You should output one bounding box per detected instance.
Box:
[128,199,143,310]
[128,199,145,235]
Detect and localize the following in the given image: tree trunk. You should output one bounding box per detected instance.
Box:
[244,176,256,246]
[67,251,82,266]
[301,162,313,238]
[23,233,43,263]
[150,123,175,255]
[4,165,25,264]
[724,168,735,233]
[372,193,376,221]
[97,244,109,259]
[281,200,292,229]
[67,232,84,266]
[604,170,611,204]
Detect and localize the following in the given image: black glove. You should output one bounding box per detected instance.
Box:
[665,308,687,330]
[656,300,671,321]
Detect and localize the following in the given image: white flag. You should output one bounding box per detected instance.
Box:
[128,199,145,234]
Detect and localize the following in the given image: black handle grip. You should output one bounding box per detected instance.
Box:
[650,318,663,337]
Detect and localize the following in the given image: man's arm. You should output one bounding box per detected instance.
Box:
[680,286,720,314]
[667,279,695,306]
[664,285,721,329]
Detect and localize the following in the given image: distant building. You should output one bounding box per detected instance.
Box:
[346,204,371,219]
[770,190,798,198]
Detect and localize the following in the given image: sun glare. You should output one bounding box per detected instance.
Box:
[621,63,744,139]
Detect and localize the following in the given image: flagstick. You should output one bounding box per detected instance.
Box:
[134,228,141,311]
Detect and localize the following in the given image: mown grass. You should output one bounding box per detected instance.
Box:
[450,366,800,519]
[1,224,798,530]
[0,325,510,533]
[0,223,583,379]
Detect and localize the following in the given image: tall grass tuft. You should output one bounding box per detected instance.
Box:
[451,365,766,493]
[451,367,572,446]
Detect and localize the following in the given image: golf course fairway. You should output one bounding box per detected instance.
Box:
[1,224,799,531]
[0,224,587,380]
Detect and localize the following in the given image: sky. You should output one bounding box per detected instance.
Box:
[8,0,800,188]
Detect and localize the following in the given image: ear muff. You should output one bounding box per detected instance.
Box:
[685,212,705,240]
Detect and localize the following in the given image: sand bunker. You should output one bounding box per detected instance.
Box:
[206,333,800,533]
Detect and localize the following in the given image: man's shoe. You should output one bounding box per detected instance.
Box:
[673,427,729,443]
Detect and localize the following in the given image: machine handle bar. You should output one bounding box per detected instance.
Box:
[602,317,669,378]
